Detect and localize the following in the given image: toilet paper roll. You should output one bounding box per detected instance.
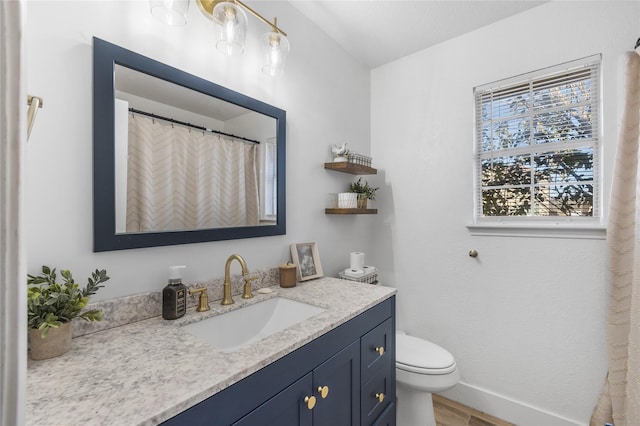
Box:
[362,265,376,274]
[344,268,365,278]
[350,252,365,270]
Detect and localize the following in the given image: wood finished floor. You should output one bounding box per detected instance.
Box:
[433,395,515,426]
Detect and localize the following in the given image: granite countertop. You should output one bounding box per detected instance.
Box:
[26,277,396,426]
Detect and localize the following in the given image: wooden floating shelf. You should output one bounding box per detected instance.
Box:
[325,208,378,215]
[324,162,377,175]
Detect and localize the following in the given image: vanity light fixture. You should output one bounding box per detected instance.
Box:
[150,0,190,26]
[261,20,290,77]
[211,1,248,56]
[150,0,290,76]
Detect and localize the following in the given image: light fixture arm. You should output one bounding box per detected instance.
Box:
[197,0,287,36]
[234,0,287,36]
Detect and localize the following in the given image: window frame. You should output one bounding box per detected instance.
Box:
[468,55,605,239]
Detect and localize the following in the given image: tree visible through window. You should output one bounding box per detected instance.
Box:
[474,56,601,220]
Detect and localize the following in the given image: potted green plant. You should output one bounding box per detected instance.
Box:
[27,265,110,360]
[348,178,379,209]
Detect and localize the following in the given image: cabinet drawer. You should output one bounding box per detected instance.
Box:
[372,402,396,426]
[361,367,392,426]
[361,318,393,383]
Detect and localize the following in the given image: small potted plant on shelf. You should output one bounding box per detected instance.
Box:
[27,265,110,360]
[348,178,379,209]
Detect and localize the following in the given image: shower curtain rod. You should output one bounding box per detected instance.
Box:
[128,108,260,145]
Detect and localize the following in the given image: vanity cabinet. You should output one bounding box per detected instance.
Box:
[234,341,360,426]
[162,296,395,426]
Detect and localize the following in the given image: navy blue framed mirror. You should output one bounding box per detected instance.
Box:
[93,37,286,251]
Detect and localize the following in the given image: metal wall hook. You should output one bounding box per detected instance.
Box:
[27,95,44,140]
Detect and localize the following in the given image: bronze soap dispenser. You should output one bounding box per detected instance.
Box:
[162,265,187,320]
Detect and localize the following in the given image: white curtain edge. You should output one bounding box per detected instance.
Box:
[0,1,27,425]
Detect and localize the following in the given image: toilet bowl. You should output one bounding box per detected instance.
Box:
[395,333,459,426]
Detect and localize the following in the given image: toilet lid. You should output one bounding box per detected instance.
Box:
[396,334,456,375]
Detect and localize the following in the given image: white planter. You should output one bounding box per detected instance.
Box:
[338,193,358,208]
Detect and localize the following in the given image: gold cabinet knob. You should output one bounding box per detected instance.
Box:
[375,346,385,356]
[375,392,385,403]
[304,395,316,410]
[317,385,329,399]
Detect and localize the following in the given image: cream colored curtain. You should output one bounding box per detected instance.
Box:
[591,52,640,426]
[126,114,260,232]
[0,1,26,424]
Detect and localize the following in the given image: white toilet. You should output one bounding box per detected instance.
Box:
[395,332,460,426]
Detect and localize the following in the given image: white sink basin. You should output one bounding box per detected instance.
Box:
[181,297,325,353]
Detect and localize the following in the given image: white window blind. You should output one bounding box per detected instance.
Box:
[262,137,277,219]
[473,55,601,222]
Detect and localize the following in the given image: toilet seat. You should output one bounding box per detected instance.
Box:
[396,334,456,375]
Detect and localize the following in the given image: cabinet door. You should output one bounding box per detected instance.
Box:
[233,373,313,426]
[313,340,360,426]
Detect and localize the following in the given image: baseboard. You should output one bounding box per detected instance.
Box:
[439,381,585,426]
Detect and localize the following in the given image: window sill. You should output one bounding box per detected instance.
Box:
[467,222,606,239]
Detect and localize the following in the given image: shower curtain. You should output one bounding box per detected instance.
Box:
[0,1,26,424]
[126,114,260,232]
[591,51,640,426]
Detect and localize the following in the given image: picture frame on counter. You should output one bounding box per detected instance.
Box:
[290,242,324,281]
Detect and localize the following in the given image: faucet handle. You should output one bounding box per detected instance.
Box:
[189,287,210,312]
[241,275,259,299]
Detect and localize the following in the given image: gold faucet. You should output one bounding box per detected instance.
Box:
[189,287,210,312]
[222,254,258,305]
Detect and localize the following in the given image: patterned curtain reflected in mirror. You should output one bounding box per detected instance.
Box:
[126,113,260,232]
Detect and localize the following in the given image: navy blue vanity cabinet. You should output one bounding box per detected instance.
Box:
[162,296,395,426]
[360,318,395,426]
[235,340,361,426]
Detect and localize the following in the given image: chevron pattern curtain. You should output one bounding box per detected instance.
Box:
[125,114,260,232]
[591,52,640,426]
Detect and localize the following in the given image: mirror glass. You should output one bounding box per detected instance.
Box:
[93,38,286,251]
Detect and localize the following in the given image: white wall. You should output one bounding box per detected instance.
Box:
[24,1,374,302]
[371,1,638,424]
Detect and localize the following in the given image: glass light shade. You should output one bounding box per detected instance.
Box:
[261,32,290,77]
[212,2,247,56]
[150,0,190,26]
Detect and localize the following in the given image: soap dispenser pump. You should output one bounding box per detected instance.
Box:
[163,265,187,320]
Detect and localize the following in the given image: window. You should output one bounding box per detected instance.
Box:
[260,136,277,221]
[473,55,601,228]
